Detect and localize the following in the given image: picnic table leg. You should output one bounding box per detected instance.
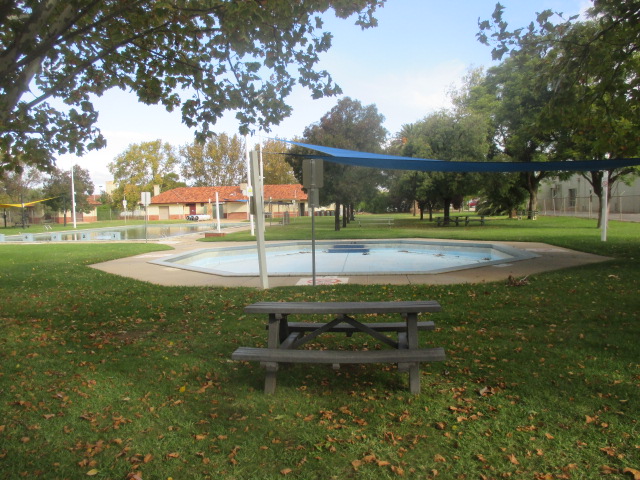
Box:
[264,314,281,394]
[406,312,421,394]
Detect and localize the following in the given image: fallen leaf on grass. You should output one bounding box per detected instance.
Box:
[280,468,292,475]
[508,454,520,465]
[623,468,640,480]
[600,465,618,475]
[86,469,99,476]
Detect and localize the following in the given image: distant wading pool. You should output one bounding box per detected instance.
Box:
[152,240,538,277]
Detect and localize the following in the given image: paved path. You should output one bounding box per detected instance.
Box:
[91,232,611,288]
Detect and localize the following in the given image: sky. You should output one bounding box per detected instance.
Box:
[56,0,590,189]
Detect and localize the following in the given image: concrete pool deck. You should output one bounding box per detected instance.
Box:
[90,232,611,288]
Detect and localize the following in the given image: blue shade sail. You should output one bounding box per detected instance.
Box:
[282,140,640,173]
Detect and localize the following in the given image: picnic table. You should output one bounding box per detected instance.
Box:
[232,301,445,394]
[356,217,394,227]
[436,215,486,226]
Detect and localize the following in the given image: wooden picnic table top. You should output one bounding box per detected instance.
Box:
[244,300,441,315]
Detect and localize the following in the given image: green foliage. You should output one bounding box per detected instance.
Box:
[399,110,489,220]
[288,97,387,229]
[179,134,245,187]
[476,172,528,217]
[261,139,297,185]
[43,165,94,215]
[475,1,640,218]
[0,1,383,175]
[108,140,180,208]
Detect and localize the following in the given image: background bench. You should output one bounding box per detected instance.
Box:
[356,217,394,227]
[436,215,486,226]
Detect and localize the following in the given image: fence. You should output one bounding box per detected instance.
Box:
[538,194,640,219]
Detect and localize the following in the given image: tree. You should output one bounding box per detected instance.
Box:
[0,0,383,176]
[260,139,297,185]
[108,140,179,210]
[402,110,489,222]
[289,97,387,230]
[478,2,640,224]
[43,165,94,226]
[179,134,245,187]
[1,167,44,227]
[476,172,528,217]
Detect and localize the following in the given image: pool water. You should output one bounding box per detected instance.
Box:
[3,223,245,242]
[153,240,537,276]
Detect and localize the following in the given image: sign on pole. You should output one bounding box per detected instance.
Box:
[303,159,323,189]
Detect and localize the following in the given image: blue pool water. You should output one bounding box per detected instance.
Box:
[2,223,245,242]
[153,240,537,276]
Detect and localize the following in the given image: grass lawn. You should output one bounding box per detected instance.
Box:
[0,215,638,479]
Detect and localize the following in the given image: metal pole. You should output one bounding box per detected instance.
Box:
[70,165,77,229]
[311,159,316,286]
[249,150,269,289]
[215,192,221,233]
[245,135,254,236]
[601,175,608,242]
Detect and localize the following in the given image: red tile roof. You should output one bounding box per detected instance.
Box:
[150,185,307,205]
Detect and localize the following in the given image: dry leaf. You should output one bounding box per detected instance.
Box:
[508,454,520,465]
[390,465,405,475]
[434,454,446,463]
[623,468,640,480]
[600,465,618,475]
[86,469,99,476]
[280,468,292,475]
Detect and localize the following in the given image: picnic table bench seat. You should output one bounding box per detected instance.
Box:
[232,346,446,365]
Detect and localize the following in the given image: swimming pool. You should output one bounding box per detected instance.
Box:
[2,223,245,242]
[153,240,538,276]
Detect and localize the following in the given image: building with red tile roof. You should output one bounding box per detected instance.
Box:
[147,184,308,220]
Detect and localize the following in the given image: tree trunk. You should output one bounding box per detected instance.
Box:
[334,201,341,231]
[342,204,347,229]
[419,205,424,220]
[527,189,538,220]
[443,198,452,222]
